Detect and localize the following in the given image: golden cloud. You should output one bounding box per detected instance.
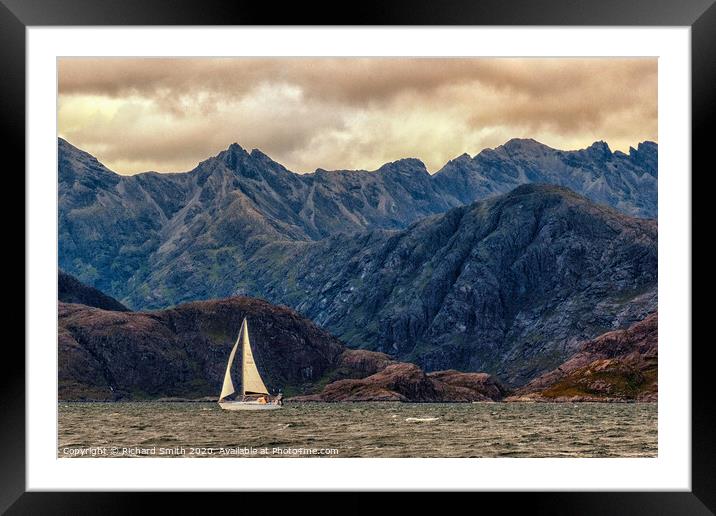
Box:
[58,57,657,175]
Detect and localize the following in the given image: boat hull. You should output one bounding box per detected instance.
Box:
[219,401,282,411]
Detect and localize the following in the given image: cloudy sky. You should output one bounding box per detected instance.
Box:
[58,57,657,175]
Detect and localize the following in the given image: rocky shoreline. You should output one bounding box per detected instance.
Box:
[288,313,658,404]
[288,363,508,403]
[60,398,656,404]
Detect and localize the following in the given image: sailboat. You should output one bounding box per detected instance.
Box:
[218,318,282,411]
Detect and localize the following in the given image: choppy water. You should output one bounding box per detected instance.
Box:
[58,402,657,458]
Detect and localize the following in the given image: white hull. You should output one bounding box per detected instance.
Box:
[219,401,282,411]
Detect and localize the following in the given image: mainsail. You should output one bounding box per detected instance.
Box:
[241,319,270,395]
[219,318,269,401]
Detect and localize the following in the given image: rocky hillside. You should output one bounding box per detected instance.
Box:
[59,270,128,311]
[59,137,656,309]
[59,291,495,401]
[250,185,657,385]
[59,296,350,400]
[507,312,657,402]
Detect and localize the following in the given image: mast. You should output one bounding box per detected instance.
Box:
[240,318,247,396]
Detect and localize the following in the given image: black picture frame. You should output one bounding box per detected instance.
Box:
[5,0,712,512]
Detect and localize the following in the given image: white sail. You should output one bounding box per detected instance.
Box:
[241,319,270,395]
[219,327,241,401]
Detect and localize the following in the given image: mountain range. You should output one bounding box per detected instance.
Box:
[59,137,656,300]
[58,138,657,386]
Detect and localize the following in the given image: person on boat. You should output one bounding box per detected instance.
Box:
[258,396,267,404]
[274,393,283,406]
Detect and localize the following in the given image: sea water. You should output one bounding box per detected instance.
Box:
[58,401,657,458]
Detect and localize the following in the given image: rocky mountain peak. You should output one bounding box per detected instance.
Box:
[377,158,429,176]
[585,140,613,159]
[629,141,658,176]
[500,137,552,155]
[217,142,250,169]
[58,137,119,187]
[636,140,657,154]
[226,141,246,153]
[445,152,473,166]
